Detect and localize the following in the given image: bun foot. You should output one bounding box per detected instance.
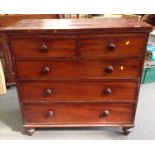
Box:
[25,128,35,136]
[122,127,133,135]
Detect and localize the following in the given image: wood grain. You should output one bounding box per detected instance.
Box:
[80,34,147,57]
[18,81,137,102]
[15,59,142,80]
[10,35,76,57]
[2,18,152,33]
[23,102,134,125]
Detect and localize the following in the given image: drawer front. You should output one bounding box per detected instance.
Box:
[10,36,76,57]
[23,103,134,125]
[16,59,141,79]
[18,81,137,102]
[80,34,146,57]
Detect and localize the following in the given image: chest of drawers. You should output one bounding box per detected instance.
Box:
[1,18,152,136]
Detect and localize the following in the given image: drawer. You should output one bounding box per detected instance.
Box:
[80,34,146,57]
[10,35,76,57]
[16,59,141,79]
[18,81,137,102]
[23,103,134,125]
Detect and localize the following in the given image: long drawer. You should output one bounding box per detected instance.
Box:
[23,102,134,125]
[10,35,76,57]
[80,34,146,58]
[15,59,141,79]
[18,81,138,102]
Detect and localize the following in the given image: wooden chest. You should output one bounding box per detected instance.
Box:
[1,19,152,135]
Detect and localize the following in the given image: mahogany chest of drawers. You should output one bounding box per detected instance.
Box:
[1,18,152,135]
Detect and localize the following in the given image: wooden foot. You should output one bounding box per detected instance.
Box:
[25,128,35,136]
[122,127,133,135]
[6,85,11,89]
[6,82,16,89]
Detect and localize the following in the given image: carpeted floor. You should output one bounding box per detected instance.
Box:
[0,83,155,140]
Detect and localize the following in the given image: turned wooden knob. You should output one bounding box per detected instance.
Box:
[100,110,110,118]
[39,42,48,52]
[105,66,114,73]
[42,66,50,74]
[107,43,116,51]
[103,88,112,95]
[47,110,54,117]
[45,89,52,96]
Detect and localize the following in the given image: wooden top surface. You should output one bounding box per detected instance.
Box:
[1,18,153,33]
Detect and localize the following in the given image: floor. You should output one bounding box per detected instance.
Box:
[0,83,155,140]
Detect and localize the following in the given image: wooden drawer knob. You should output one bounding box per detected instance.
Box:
[105,66,114,73]
[42,66,50,74]
[39,42,48,52]
[100,110,110,118]
[103,88,112,95]
[47,110,54,117]
[45,89,52,96]
[107,43,116,50]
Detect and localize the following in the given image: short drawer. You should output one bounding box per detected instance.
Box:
[18,81,138,102]
[10,35,76,57]
[15,59,141,79]
[80,34,146,57]
[23,103,134,125]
